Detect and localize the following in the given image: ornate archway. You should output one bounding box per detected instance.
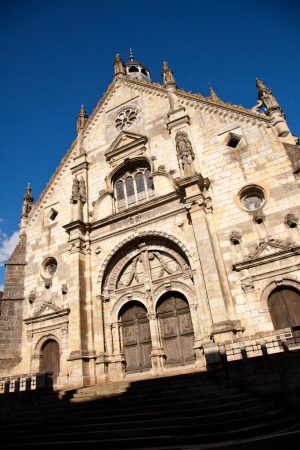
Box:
[100,234,199,374]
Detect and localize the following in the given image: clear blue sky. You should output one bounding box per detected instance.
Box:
[0,0,299,288]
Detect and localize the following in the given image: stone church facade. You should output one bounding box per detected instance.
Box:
[1,53,300,391]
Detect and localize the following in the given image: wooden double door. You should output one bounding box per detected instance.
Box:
[120,295,195,373]
[268,287,300,329]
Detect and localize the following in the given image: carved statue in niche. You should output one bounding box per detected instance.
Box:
[70,177,80,204]
[79,176,86,204]
[71,176,86,204]
[175,131,196,177]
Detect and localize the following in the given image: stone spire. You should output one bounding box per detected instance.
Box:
[21,183,34,219]
[252,77,292,139]
[76,104,88,134]
[113,53,125,76]
[162,61,176,89]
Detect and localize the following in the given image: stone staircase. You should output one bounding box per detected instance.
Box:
[0,371,300,449]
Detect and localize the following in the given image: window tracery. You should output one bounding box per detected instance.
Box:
[114,165,155,212]
[115,108,137,131]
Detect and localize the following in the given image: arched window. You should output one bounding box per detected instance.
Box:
[114,164,155,212]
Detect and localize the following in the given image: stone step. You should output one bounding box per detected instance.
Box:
[2,406,294,443]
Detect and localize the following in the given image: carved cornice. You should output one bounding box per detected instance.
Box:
[24,308,70,324]
[63,219,89,234]
[176,173,210,193]
[91,191,179,231]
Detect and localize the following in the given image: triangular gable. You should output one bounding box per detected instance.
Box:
[248,238,295,260]
[105,130,148,164]
[27,74,268,222]
[233,238,299,272]
[24,301,70,324]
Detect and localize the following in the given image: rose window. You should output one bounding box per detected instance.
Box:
[115,108,137,131]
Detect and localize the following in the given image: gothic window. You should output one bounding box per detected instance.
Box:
[114,165,155,212]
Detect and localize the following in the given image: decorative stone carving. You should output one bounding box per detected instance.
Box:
[67,238,90,254]
[161,61,176,88]
[229,231,242,245]
[285,213,298,228]
[241,277,254,292]
[21,183,34,218]
[61,284,68,295]
[95,245,101,255]
[252,209,265,224]
[28,291,36,304]
[175,131,196,177]
[253,78,280,112]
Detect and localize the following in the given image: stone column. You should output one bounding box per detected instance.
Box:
[177,175,241,343]
[95,295,107,381]
[147,312,166,373]
[189,303,206,368]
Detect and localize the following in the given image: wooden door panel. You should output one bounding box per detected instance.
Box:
[123,325,137,345]
[268,288,300,329]
[163,338,181,365]
[41,340,60,383]
[120,302,151,373]
[181,334,195,364]
[178,312,193,334]
[160,316,177,338]
[124,345,140,372]
[157,295,195,367]
[139,320,151,342]
[141,342,152,368]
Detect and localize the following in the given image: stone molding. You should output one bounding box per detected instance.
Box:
[233,239,300,271]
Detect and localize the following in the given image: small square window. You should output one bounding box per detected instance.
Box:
[49,208,58,221]
[227,133,241,148]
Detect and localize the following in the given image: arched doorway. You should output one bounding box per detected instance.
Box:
[119,301,152,373]
[268,286,300,329]
[40,339,60,383]
[157,292,195,367]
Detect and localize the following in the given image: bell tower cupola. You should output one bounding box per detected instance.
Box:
[124,49,151,82]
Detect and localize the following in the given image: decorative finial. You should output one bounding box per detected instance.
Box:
[129,48,134,61]
[208,82,219,102]
[21,183,34,218]
[76,104,88,133]
[113,53,125,76]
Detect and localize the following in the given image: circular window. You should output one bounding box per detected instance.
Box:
[115,108,137,131]
[239,186,265,211]
[41,257,57,279]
